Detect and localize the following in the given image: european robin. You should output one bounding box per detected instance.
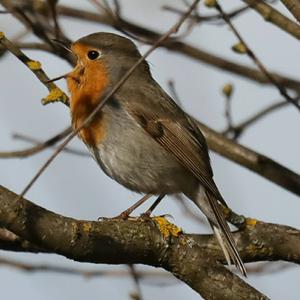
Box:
[65,32,246,276]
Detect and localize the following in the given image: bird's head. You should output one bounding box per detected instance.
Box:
[67,32,150,91]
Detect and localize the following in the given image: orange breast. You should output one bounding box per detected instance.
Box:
[67,49,109,146]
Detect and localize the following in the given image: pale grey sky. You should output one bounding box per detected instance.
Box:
[1,0,300,299]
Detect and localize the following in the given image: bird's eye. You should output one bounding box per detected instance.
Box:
[87,50,100,60]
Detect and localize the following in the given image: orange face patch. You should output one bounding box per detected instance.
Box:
[67,43,109,146]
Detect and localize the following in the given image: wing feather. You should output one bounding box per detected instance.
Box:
[128,107,224,202]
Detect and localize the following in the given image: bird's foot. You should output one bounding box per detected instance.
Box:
[97,194,153,221]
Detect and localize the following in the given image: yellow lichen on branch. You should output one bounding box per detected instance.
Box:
[232,42,247,54]
[42,87,69,105]
[0,32,5,39]
[246,218,257,227]
[83,222,92,233]
[27,60,42,70]
[153,216,182,239]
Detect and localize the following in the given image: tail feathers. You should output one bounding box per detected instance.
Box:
[212,225,231,266]
[205,191,247,277]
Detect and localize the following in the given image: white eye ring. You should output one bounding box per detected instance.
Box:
[87,50,101,60]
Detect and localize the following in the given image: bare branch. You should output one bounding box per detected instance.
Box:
[0,127,71,158]
[46,0,61,39]
[214,1,300,111]
[243,0,300,40]
[196,119,300,196]
[280,0,300,23]
[0,256,171,283]
[163,4,250,24]
[12,131,89,157]
[222,100,290,139]
[128,264,144,300]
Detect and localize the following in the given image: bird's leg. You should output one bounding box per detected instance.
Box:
[141,194,165,218]
[113,194,153,220]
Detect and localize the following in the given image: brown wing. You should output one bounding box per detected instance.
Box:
[127,106,225,203]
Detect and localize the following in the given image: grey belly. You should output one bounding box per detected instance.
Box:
[91,109,196,195]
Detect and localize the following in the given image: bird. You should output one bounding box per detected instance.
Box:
[65,32,246,276]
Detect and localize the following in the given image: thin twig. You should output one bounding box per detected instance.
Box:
[47,0,61,39]
[12,131,89,157]
[0,127,71,158]
[167,80,182,106]
[214,1,300,111]
[14,42,53,52]
[163,4,250,24]
[129,265,144,300]
[222,100,290,139]
[0,256,171,283]
[246,261,293,275]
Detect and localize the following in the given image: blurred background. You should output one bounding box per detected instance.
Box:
[1,0,300,299]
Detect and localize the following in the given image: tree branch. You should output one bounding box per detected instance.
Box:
[194,120,300,196]
[214,1,300,111]
[0,256,171,282]
[0,127,71,158]
[0,184,270,299]
[222,100,289,139]
[243,0,300,40]
[280,0,300,23]
[1,184,300,297]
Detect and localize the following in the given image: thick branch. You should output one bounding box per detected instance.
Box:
[0,185,268,299]
[194,120,300,196]
[244,0,300,40]
[280,0,300,23]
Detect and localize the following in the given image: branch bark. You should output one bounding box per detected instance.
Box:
[2,184,300,298]
[280,0,300,23]
[195,120,300,196]
[243,0,300,40]
[0,184,275,299]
